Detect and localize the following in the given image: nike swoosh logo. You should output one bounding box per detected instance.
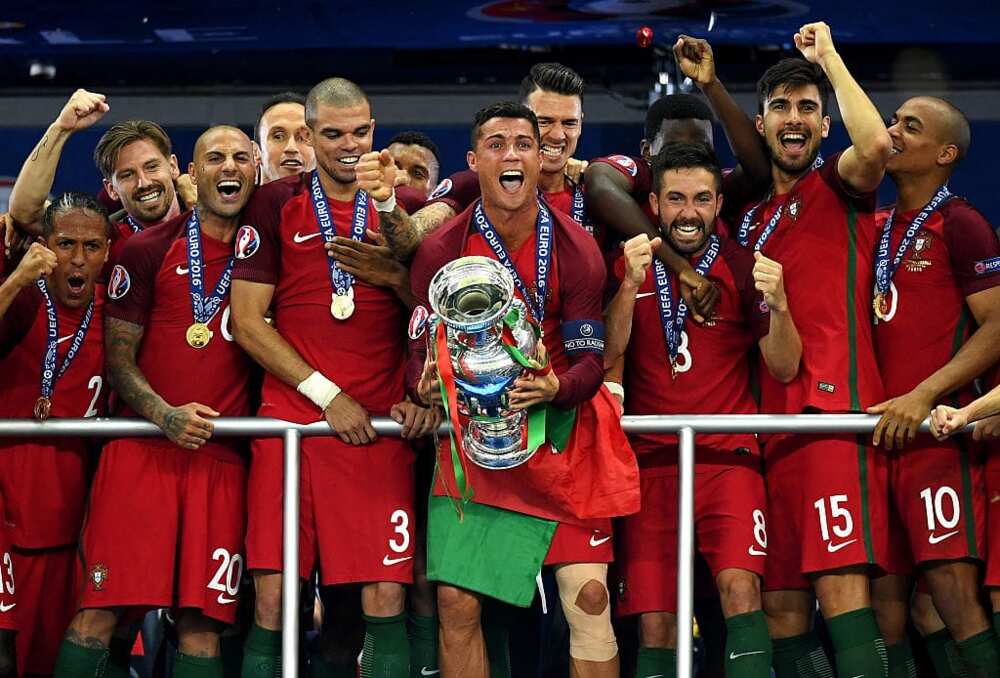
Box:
[747,546,767,556]
[56,335,74,344]
[590,535,611,547]
[293,231,321,243]
[216,593,236,605]
[635,292,655,299]
[643,674,665,678]
[729,650,766,659]
[0,602,13,612]
[826,539,857,553]
[382,555,413,566]
[176,265,189,275]
[928,530,959,545]
[420,669,440,676]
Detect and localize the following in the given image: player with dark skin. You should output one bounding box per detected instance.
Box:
[585,35,772,322]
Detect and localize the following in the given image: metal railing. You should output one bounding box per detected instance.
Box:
[0,414,959,677]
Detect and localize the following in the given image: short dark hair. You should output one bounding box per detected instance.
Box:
[518,62,585,102]
[94,120,172,180]
[255,91,306,142]
[644,94,714,142]
[305,78,370,128]
[757,58,830,115]
[651,142,723,195]
[387,130,441,166]
[42,192,109,238]
[470,101,541,149]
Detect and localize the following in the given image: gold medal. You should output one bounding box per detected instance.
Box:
[33,396,51,421]
[873,292,888,321]
[186,322,212,349]
[330,293,355,320]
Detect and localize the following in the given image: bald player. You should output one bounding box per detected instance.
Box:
[54,126,257,676]
[387,131,441,198]
[866,97,1000,678]
[255,91,316,184]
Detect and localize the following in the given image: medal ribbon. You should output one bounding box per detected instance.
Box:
[736,154,824,250]
[651,234,721,365]
[472,198,552,324]
[874,185,951,296]
[309,170,369,296]
[124,215,142,234]
[185,209,234,325]
[567,178,586,228]
[37,278,94,399]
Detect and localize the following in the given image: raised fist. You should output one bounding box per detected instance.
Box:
[355,149,397,202]
[673,35,716,86]
[753,251,789,313]
[622,233,661,288]
[794,22,837,65]
[11,242,57,287]
[55,89,109,132]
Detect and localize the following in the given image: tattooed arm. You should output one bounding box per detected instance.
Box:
[105,316,218,449]
[378,202,457,261]
[9,89,110,234]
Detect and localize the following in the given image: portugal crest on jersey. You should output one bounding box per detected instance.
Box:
[787,195,803,221]
[905,233,933,273]
[107,265,131,300]
[234,225,260,259]
[90,563,109,591]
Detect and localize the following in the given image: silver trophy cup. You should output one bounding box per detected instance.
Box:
[428,256,540,469]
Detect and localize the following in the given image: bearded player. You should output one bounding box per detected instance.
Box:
[8,90,185,272]
[54,126,256,676]
[0,194,110,677]
[396,101,639,678]
[864,97,1000,678]
[603,143,801,678]
[733,23,893,678]
[231,77,437,677]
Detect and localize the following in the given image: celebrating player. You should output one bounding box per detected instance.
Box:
[255,91,316,184]
[231,78,436,676]
[604,143,801,678]
[54,126,256,676]
[867,96,1000,678]
[387,130,442,198]
[736,23,893,678]
[0,194,110,677]
[405,101,639,678]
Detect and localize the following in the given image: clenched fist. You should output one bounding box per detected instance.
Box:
[622,233,662,288]
[752,251,789,313]
[794,22,838,66]
[55,89,109,133]
[11,242,57,287]
[355,149,397,202]
[673,35,717,86]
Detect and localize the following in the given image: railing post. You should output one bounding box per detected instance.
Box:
[677,426,696,678]
[282,428,301,674]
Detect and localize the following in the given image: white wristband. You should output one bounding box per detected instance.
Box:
[297,371,341,411]
[373,190,397,213]
[603,381,625,400]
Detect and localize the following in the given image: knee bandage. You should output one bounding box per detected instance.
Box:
[554,563,618,662]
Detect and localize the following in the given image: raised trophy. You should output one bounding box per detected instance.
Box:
[427,256,540,469]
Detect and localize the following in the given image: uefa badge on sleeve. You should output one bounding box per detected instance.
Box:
[234,225,260,259]
[408,305,430,340]
[428,178,453,201]
[107,265,131,300]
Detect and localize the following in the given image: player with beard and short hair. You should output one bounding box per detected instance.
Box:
[387,131,441,199]
[0,193,110,678]
[604,142,801,678]
[8,91,185,275]
[231,77,437,677]
[365,62,591,262]
[400,101,639,678]
[255,91,316,184]
[735,23,893,678]
[53,127,257,677]
[863,97,1000,678]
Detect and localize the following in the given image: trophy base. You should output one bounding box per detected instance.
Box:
[464,413,534,469]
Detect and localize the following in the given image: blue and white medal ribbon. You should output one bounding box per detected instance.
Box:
[472,198,553,325]
[651,234,721,376]
[34,278,94,420]
[124,215,142,233]
[309,170,369,320]
[873,185,951,320]
[736,154,824,250]
[568,178,587,229]
[184,209,234,348]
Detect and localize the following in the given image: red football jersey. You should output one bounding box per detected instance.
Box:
[873,199,1000,405]
[106,211,253,423]
[0,285,105,548]
[738,152,884,413]
[613,237,769,459]
[232,175,407,422]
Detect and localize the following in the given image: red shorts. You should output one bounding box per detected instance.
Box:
[985,447,1000,587]
[80,439,247,624]
[246,435,415,586]
[615,458,767,617]
[884,437,985,573]
[763,433,889,591]
[545,519,613,565]
[14,546,79,675]
[0,498,14,633]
